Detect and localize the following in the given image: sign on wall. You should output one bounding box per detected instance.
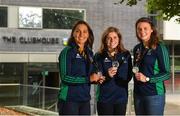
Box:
[163,16,180,40]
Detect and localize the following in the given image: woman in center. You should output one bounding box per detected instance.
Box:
[94,27,132,115]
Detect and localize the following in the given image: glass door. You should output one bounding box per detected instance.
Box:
[27,63,59,110]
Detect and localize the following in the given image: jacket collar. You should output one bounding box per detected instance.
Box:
[69,42,92,54]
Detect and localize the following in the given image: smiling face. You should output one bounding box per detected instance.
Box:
[136,22,153,43]
[73,24,89,48]
[106,32,119,51]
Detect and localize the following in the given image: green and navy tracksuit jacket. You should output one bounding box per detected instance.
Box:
[133,42,170,96]
[94,51,132,104]
[58,42,93,102]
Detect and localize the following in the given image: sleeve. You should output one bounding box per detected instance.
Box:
[59,47,87,85]
[133,45,138,65]
[149,43,171,83]
[127,52,133,82]
[91,53,103,73]
[116,51,132,82]
[133,47,136,65]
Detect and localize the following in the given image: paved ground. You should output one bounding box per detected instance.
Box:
[164,94,180,115]
[165,103,180,115]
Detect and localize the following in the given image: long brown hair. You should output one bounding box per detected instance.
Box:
[67,20,94,49]
[99,26,127,53]
[135,17,159,49]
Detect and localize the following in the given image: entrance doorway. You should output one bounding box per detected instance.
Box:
[27,63,59,108]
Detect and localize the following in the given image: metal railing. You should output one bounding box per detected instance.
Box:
[0,83,135,115]
[0,83,59,112]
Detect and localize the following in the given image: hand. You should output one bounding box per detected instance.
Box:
[135,72,147,82]
[98,75,105,84]
[96,72,105,84]
[90,73,99,82]
[90,72,105,83]
[108,67,118,78]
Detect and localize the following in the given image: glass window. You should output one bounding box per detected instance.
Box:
[43,8,85,29]
[165,41,180,56]
[164,41,180,93]
[0,6,7,27]
[27,63,59,108]
[0,63,24,83]
[174,57,180,93]
[28,63,59,87]
[148,10,158,27]
[0,63,24,105]
[19,7,42,28]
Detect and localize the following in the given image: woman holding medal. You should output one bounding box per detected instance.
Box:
[58,20,102,115]
[93,27,132,115]
[133,17,170,115]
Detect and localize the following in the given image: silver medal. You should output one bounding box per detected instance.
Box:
[112,61,119,68]
[132,66,139,73]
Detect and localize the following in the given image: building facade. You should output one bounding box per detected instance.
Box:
[1,0,179,114]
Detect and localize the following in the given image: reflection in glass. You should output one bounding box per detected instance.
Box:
[19,7,42,28]
[43,9,85,29]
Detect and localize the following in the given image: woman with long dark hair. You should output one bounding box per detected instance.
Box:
[58,20,98,115]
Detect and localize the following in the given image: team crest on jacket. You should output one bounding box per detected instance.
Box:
[76,53,82,58]
[104,57,111,62]
[122,56,127,63]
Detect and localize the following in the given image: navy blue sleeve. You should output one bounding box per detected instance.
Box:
[91,53,103,73]
[117,51,132,82]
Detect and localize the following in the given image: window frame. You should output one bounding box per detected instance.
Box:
[0,6,8,27]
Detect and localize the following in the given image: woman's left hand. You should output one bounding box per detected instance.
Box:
[135,72,147,82]
[90,73,105,83]
[108,67,118,78]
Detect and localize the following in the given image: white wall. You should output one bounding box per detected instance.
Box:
[163,16,180,40]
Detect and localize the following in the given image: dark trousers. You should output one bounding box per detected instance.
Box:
[97,102,127,115]
[134,94,165,115]
[58,100,90,115]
